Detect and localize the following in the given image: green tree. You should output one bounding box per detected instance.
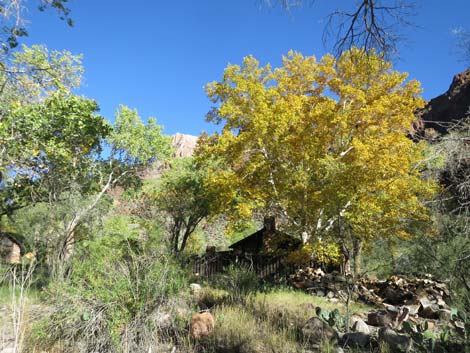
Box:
[142,157,212,253]
[1,96,172,269]
[0,92,109,218]
[0,44,85,188]
[197,48,437,274]
[56,105,172,262]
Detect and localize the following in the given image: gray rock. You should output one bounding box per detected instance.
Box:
[189,283,202,295]
[405,304,420,316]
[316,290,326,297]
[378,327,412,352]
[352,318,370,334]
[302,317,337,345]
[418,296,434,309]
[342,332,371,348]
[349,314,365,326]
[327,291,335,299]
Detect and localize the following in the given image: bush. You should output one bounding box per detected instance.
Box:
[211,265,261,304]
[29,217,189,353]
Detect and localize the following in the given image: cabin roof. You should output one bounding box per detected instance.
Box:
[0,232,26,249]
[228,228,264,251]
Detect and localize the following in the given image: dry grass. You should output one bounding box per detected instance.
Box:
[204,304,305,353]
[194,287,376,353]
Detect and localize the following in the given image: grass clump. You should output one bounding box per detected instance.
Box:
[204,304,303,353]
[197,287,230,308]
[248,287,372,334]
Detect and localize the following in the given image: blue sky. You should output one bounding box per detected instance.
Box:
[23,0,470,136]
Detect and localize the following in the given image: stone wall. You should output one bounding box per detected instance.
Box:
[0,236,21,264]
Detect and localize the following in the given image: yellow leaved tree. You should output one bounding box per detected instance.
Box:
[196,48,437,275]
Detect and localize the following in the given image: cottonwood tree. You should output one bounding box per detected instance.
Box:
[197,48,436,275]
[0,45,87,217]
[57,105,172,263]
[1,95,172,273]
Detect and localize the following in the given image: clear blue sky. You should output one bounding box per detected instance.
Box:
[23,0,470,136]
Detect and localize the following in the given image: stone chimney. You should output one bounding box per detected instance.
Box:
[263,216,277,233]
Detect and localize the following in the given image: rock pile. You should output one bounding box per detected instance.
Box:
[290,269,452,321]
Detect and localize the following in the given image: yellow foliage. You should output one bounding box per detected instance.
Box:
[286,241,341,265]
[311,241,342,265]
[197,48,437,251]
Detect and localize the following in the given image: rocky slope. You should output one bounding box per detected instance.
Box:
[413,69,470,136]
[171,133,198,158]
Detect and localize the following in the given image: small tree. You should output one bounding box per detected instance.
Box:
[143,157,211,253]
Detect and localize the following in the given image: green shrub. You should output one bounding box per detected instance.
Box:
[30,217,189,352]
[211,265,261,304]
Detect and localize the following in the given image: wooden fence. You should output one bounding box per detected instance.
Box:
[191,252,327,279]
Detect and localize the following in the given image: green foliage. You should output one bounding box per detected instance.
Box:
[11,44,83,95]
[108,105,172,166]
[4,189,111,280]
[213,265,262,304]
[1,92,110,216]
[141,157,212,253]
[32,216,187,351]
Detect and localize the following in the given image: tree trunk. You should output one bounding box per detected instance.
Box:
[353,238,364,278]
[60,230,75,262]
[341,244,351,276]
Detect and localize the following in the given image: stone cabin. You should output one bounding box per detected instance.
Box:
[0,232,24,264]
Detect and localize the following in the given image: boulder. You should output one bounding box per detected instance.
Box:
[420,304,440,319]
[190,311,215,340]
[405,304,420,316]
[352,318,370,334]
[190,283,202,295]
[438,309,452,321]
[341,332,370,348]
[367,310,394,327]
[302,317,337,346]
[378,327,412,352]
